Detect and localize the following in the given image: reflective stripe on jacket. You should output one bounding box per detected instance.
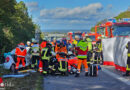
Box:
[76,40,88,59]
[41,48,50,60]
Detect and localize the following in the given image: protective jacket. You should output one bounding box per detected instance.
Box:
[31,44,40,56]
[55,44,67,54]
[86,38,92,51]
[15,45,27,57]
[68,56,78,72]
[96,40,102,52]
[72,40,78,47]
[75,40,88,59]
[126,41,130,71]
[126,42,130,57]
[41,46,52,60]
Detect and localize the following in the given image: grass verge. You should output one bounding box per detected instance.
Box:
[0,66,43,90]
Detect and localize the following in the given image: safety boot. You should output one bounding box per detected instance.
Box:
[85,72,88,77]
[15,69,18,74]
[123,71,129,76]
[75,73,80,77]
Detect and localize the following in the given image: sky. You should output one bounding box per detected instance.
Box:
[17,0,130,31]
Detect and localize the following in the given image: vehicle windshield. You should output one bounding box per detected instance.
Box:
[113,26,130,36]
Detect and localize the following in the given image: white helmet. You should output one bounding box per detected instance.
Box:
[68,51,73,55]
[85,34,89,37]
[32,38,36,43]
[51,51,56,56]
[27,41,31,45]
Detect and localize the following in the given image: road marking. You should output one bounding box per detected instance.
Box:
[102,68,130,85]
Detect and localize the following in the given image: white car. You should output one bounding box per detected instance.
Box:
[4,49,31,73]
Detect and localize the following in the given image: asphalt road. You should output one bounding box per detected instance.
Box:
[44,66,130,90]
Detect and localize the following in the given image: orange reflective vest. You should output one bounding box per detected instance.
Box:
[55,45,67,54]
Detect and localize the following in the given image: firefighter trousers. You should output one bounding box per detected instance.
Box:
[94,52,101,64]
[31,56,40,68]
[42,60,49,74]
[77,59,88,73]
[126,57,130,72]
[16,57,25,70]
[87,51,92,65]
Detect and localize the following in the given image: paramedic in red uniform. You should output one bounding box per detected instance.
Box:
[15,42,27,72]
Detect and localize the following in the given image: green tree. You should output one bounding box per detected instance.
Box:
[0,0,39,54]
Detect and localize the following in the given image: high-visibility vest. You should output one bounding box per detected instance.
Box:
[60,46,67,54]
[55,44,67,54]
[55,44,60,53]
[96,41,102,52]
[15,46,27,57]
[31,44,40,56]
[76,40,88,59]
[86,38,92,51]
[41,47,50,60]
[72,40,78,46]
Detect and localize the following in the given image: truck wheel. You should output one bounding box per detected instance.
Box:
[10,64,15,74]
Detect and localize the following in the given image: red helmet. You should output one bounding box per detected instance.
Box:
[18,42,24,46]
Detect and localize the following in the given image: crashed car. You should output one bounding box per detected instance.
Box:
[4,49,31,73]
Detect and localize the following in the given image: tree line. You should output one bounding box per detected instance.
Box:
[0,0,38,54]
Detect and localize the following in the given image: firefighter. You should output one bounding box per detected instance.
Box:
[123,41,130,76]
[40,39,47,50]
[25,41,31,66]
[31,38,35,46]
[49,52,59,75]
[59,42,67,54]
[72,35,80,55]
[30,39,40,69]
[72,35,80,47]
[66,38,72,51]
[68,51,78,74]
[41,43,52,75]
[26,41,31,52]
[51,38,57,52]
[95,37,102,64]
[55,41,67,53]
[57,52,68,75]
[75,37,88,77]
[85,34,92,66]
[15,43,27,72]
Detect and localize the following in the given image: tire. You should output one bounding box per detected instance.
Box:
[10,64,16,74]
